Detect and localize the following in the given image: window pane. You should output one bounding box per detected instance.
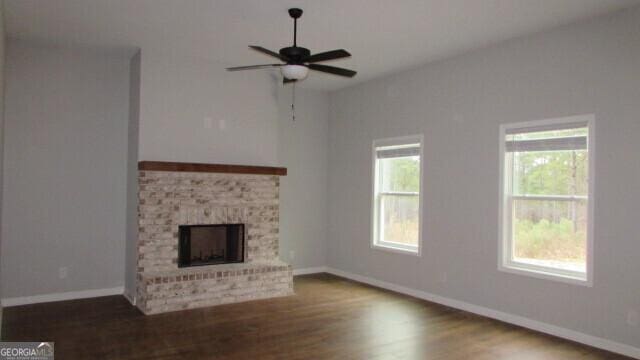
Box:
[380,156,420,192]
[512,150,588,196]
[381,194,419,246]
[512,198,587,273]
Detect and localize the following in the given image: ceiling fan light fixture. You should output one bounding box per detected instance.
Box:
[281,64,309,80]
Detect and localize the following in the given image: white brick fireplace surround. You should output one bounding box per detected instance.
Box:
[136,161,293,315]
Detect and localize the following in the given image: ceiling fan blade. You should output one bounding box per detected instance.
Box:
[283,78,297,84]
[304,49,351,63]
[226,64,283,71]
[307,64,356,77]
[249,45,288,61]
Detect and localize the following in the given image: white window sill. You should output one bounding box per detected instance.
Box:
[499,262,591,287]
[372,243,421,257]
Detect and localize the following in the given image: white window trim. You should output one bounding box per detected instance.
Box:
[371,134,424,256]
[498,115,595,287]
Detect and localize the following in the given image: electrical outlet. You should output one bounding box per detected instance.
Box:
[203,117,213,129]
[218,119,227,130]
[289,250,295,260]
[59,267,68,279]
[627,310,639,327]
[438,272,448,284]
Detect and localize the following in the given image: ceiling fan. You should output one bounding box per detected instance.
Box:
[226,8,356,84]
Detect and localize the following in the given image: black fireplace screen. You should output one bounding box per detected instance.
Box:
[178,224,245,267]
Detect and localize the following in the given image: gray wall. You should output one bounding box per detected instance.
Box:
[1,41,130,298]
[124,51,140,302]
[138,50,280,166]
[138,51,330,271]
[277,87,329,270]
[0,45,330,303]
[328,7,640,349]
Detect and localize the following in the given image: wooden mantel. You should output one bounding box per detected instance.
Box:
[138,161,287,176]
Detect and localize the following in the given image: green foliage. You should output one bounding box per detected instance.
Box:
[384,218,419,246]
[383,157,420,192]
[510,141,588,266]
[514,218,586,263]
[514,150,587,196]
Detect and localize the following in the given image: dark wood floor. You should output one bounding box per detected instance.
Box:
[2,273,631,359]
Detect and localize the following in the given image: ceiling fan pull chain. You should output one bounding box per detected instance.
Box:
[292,82,296,121]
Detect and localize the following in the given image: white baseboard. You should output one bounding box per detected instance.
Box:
[324,267,640,359]
[293,266,328,276]
[123,291,137,306]
[1,286,124,307]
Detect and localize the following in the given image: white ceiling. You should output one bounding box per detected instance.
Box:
[6,0,639,91]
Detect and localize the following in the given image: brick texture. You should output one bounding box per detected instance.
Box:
[136,170,293,314]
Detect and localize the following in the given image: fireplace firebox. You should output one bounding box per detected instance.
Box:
[178,224,245,267]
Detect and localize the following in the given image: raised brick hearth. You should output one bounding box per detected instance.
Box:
[136,162,293,314]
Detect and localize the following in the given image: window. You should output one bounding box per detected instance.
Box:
[499,115,594,285]
[372,135,423,255]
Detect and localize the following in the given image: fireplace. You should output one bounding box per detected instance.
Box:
[178,224,245,267]
[136,162,293,315]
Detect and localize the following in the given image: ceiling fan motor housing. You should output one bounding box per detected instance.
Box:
[279,46,311,64]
